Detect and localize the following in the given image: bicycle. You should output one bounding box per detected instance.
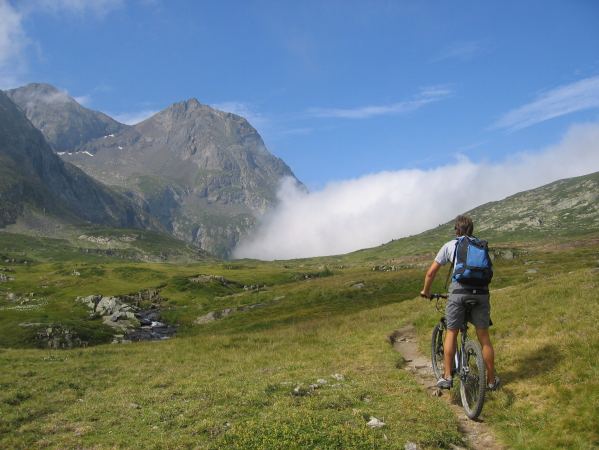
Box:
[428,293,486,419]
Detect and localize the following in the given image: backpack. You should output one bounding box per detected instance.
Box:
[451,236,493,286]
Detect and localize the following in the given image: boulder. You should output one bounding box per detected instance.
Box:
[195,311,218,324]
[366,417,385,428]
[96,296,120,316]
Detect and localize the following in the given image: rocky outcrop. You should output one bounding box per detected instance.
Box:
[76,290,176,343]
[0,273,14,282]
[19,322,86,349]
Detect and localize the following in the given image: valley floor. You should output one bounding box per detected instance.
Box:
[1,234,598,449]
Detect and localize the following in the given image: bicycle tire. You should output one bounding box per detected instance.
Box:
[431,323,445,380]
[459,339,486,419]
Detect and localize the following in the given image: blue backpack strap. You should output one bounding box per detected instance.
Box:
[444,237,459,291]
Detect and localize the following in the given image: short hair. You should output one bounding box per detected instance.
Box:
[454,215,474,236]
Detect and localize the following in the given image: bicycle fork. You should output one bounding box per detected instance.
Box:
[452,333,469,379]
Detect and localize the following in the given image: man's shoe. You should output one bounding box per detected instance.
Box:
[487,376,501,391]
[436,377,453,389]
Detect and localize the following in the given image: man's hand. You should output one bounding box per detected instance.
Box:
[421,261,441,300]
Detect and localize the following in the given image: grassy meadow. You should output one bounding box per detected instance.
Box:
[0,231,598,448]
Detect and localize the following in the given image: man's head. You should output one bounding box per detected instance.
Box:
[454,215,474,237]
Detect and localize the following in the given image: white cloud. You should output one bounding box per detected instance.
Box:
[492,75,599,131]
[21,0,124,17]
[307,86,452,119]
[73,94,91,105]
[0,0,126,87]
[234,122,599,260]
[211,101,270,130]
[432,41,483,63]
[19,87,72,108]
[111,109,158,125]
[0,0,27,88]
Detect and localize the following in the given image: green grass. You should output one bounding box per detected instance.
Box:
[0,271,461,449]
[0,231,598,448]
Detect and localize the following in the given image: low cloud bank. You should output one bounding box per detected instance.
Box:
[234,122,599,260]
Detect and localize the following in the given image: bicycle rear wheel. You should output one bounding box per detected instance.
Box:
[459,339,486,419]
[431,323,445,380]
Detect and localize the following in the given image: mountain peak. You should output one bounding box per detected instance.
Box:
[6,83,126,151]
[163,98,207,115]
[19,82,61,92]
[184,97,202,107]
[8,82,74,106]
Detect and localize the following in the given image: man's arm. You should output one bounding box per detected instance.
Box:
[420,261,442,298]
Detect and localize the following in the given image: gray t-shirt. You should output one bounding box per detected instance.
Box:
[435,239,458,266]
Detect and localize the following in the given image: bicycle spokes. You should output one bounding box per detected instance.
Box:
[431,323,446,380]
[459,340,486,419]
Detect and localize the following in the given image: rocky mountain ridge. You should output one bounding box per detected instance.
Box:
[61,97,301,257]
[0,90,159,231]
[7,83,127,151]
[468,171,599,237]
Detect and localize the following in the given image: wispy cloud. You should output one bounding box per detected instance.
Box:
[20,0,125,17]
[0,0,131,88]
[111,109,158,125]
[211,101,270,130]
[234,121,599,260]
[431,41,483,63]
[0,0,27,88]
[492,75,599,131]
[73,94,91,106]
[307,86,452,119]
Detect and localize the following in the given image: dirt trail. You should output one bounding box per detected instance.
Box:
[391,325,504,450]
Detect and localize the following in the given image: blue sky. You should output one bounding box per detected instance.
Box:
[2,0,599,189]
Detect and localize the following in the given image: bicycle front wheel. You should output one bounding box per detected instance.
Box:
[459,339,486,419]
[431,323,445,380]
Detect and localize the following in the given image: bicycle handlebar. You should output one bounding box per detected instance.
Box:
[427,293,448,300]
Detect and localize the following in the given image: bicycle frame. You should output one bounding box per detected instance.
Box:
[454,323,470,380]
[433,295,472,379]
[429,293,486,419]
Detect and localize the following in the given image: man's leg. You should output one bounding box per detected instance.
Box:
[443,328,459,379]
[475,327,495,385]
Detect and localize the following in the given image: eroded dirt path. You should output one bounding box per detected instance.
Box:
[391,325,505,450]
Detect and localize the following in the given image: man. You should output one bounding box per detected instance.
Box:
[420,215,500,390]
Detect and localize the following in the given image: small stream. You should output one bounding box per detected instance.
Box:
[126,309,177,341]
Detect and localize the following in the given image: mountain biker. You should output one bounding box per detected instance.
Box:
[420,215,500,391]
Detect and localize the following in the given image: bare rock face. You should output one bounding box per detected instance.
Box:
[62,98,302,257]
[6,83,127,151]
